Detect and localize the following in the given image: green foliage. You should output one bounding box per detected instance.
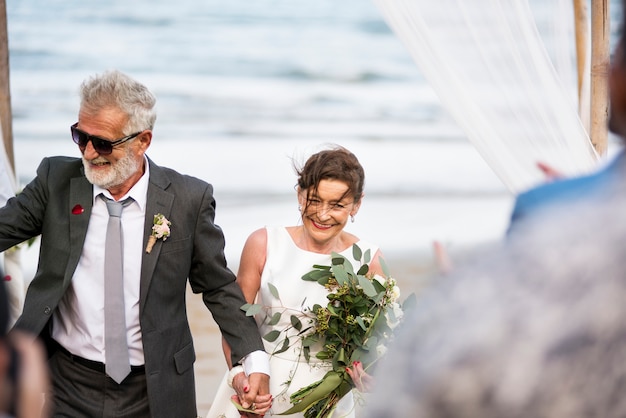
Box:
[255,243,412,418]
[241,244,412,418]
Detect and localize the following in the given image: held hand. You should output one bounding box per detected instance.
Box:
[346,361,375,393]
[232,372,271,416]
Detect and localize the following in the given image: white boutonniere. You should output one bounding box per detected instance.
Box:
[146,213,171,253]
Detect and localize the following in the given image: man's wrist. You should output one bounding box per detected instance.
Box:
[242,350,271,376]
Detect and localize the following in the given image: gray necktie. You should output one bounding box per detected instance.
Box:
[101,195,134,384]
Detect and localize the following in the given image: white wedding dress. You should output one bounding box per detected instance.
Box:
[206,226,378,418]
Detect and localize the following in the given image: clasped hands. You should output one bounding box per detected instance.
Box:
[231,371,271,417]
[230,362,373,417]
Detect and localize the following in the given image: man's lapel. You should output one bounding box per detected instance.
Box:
[67,175,94,287]
[140,159,174,311]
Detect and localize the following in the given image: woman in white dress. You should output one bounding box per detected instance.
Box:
[207,146,382,418]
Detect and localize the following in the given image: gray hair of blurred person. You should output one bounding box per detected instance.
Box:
[79,70,157,134]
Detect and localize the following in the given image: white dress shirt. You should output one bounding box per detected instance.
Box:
[52,161,150,365]
[52,159,269,374]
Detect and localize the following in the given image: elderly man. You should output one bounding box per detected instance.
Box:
[1,70,270,417]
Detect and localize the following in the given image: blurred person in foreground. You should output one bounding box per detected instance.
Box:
[207,146,383,418]
[0,274,49,418]
[364,3,626,416]
[0,70,269,417]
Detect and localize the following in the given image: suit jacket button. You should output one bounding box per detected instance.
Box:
[43,306,51,315]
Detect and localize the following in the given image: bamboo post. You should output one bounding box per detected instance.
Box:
[590,0,610,156]
[573,0,588,108]
[0,0,13,174]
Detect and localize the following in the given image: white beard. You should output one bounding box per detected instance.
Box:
[83,147,140,189]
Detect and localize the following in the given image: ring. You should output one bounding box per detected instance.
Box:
[251,403,256,411]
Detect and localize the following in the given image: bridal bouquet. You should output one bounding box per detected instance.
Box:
[241,244,414,418]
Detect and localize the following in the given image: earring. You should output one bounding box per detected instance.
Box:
[350,215,355,223]
[298,205,302,212]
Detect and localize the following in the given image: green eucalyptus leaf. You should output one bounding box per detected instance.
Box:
[311,264,332,270]
[358,275,377,297]
[263,330,281,342]
[330,251,346,265]
[343,259,356,276]
[372,279,386,292]
[357,264,369,276]
[291,315,303,331]
[302,269,333,282]
[243,304,262,317]
[268,282,280,299]
[327,304,338,316]
[363,248,371,264]
[356,316,367,331]
[380,255,390,277]
[267,312,282,326]
[302,334,318,347]
[352,244,362,261]
[274,337,291,354]
[403,292,418,313]
[332,264,348,286]
[231,399,257,413]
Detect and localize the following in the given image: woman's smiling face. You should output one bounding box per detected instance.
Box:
[298,179,361,245]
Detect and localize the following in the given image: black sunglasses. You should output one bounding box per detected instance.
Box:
[71,123,142,155]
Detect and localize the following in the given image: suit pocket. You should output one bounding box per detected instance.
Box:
[159,235,191,255]
[174,341,196,374]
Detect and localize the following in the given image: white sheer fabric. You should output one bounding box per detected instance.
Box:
[373,0,599,193]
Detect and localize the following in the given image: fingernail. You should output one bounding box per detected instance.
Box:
[346,367,350,372]
[244,386,249,392]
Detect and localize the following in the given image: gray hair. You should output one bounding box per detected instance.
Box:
[79,70,157,134]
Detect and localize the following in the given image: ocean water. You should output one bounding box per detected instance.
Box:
[4,0,622,266]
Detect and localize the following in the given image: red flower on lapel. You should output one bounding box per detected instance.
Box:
[71,204,84,215]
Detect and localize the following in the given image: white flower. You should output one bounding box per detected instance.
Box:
[390,285,401,303]
[376,344,388,357]
[146,213,171,253]
[386,303,404,329]
[151,214,171,239]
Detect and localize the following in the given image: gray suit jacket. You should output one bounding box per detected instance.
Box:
[0,156,263,417]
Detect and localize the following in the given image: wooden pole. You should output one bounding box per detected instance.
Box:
[573,0,588,108]
[0,0,13,174]
[590,0,610,156]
